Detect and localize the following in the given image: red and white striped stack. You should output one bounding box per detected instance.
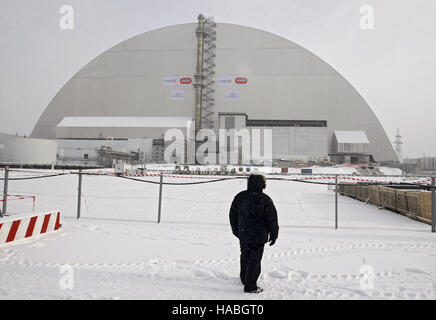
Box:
[0,211,61,246]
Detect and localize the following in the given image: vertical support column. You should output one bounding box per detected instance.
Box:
[157,173,163,224]
[335,174,338,229]
[432,177,435,233]
[202,17,217,129]
[77,170,83,220]
[194,14,205,132]
[1,167,9,217]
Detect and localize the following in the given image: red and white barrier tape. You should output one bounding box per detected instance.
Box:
[117,173,228,180]
[0,194,36,202]
[117,173,433,185]
[164,174,233,180]
[5,169,70,175]
[1,168,433,185]
[118,173,161,177]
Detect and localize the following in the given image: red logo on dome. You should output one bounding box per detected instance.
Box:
[235,77,248,84]
[179,77,192,85]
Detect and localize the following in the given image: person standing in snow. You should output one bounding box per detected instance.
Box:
[229,174,279,293]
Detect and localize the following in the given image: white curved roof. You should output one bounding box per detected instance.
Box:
[31,23,397,162]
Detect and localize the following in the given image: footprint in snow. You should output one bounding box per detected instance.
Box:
[405,268,430,275]
[192,269,214,280]
[406,293,417,299]
[0,288,9,297]
[211,270,230,280]
[189,242,208,246]
[297,271,309,279]
[28,242,46,249]
[267,270,288,279]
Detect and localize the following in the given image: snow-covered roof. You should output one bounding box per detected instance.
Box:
[57,117,193,128]
[334,131,369,144]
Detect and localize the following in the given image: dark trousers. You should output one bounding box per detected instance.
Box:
[239,241,265,291]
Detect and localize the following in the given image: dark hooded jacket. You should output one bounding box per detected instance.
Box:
[229,175,279,244]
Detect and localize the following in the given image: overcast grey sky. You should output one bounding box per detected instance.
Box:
[0,0,435,158]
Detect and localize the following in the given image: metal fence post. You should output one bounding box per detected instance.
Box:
[77,170,83,219]
[432,177,435,233]
[1,167,9,218]
[157,173,163,223]
[335,174,338,229]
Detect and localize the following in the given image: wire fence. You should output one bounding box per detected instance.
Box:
[0,167,435,231]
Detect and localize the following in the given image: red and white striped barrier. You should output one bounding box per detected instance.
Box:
[0,211,61,247]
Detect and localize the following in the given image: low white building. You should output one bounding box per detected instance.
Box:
[330,131,372,164]
[0,132,57,165]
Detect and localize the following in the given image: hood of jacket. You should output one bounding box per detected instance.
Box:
[247,174,266,192]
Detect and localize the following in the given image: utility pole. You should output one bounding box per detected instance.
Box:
[76,170,83,219]
[2,167,9,217]
[335,175,339,229]
[157,173,163,223]
[394,128,403,163]
[194,14,205,134]
[432,177,435,233]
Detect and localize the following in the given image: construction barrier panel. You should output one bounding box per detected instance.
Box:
[339,185,432,225]
[0,211,61,247]
[419,192,432,221]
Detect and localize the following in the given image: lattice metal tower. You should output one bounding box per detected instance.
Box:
[201,17,217,129]
[394,128,403,163]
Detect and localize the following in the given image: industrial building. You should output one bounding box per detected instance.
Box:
[403,157,436,173]
[29,15,397,166]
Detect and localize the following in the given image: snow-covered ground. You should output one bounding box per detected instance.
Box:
[0,170,435,300]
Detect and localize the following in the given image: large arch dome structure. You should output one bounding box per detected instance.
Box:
[31,22,397,162]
